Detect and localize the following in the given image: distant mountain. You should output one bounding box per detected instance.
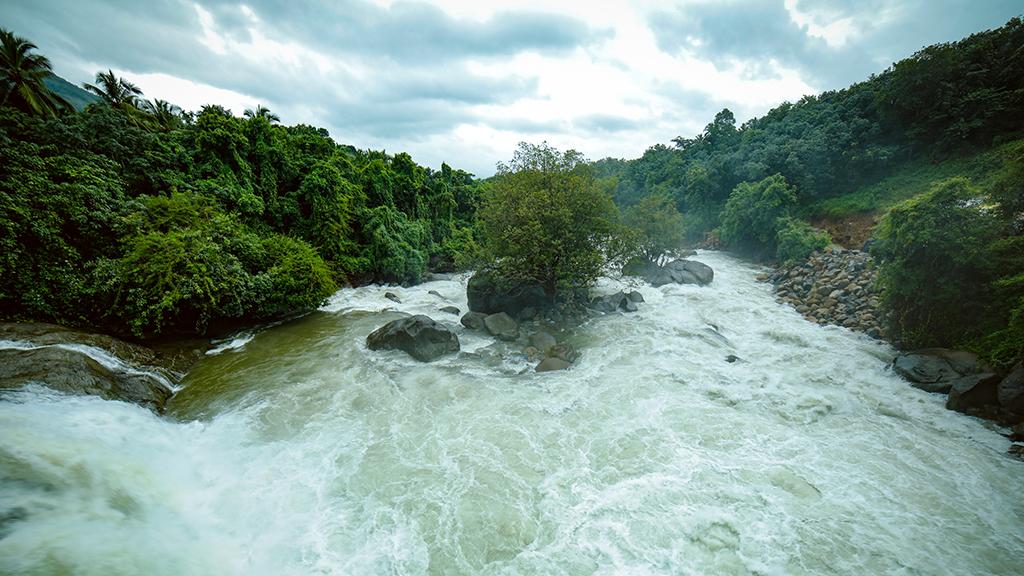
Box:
[44,74,99,111]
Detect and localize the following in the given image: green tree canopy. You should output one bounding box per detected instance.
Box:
[0,28,70,117]
[719,173,798,257]
[622,194,685,263]
[479,142,624,298]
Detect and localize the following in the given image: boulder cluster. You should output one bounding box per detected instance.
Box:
[762,249,885,338]
[894,348,1024,424]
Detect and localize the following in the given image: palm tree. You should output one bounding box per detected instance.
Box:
[244,104,279,123]
[0,28,71,116]
[144,98,184,130]
[83,69,144,109]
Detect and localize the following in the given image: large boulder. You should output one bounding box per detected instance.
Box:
[460,311,487,330]
[483,312,519,341]
[892,349,993,395]
[625,258,714,287]
[466,270,550,318]
[0,346,173,412]
[997,364,1024,419]
[366,315,460,362]
[664,259,714,286]
[946,373,1002,416]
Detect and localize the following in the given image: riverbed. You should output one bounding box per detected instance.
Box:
[1,252,1021,575]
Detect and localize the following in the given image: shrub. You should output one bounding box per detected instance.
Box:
[871,178,1001,348]
[719,174,798,258]
[623,194,685,263]
[775,218,831,264]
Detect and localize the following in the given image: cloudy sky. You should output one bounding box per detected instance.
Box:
[5,0,1021,175]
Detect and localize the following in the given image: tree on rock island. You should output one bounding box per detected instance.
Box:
[478,142,626,301]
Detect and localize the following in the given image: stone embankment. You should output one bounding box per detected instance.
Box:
[760,248,886,339]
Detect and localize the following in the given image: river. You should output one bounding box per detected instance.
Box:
[1,252,1021,575]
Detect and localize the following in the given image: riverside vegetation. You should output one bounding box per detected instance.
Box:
[1,19,1023,389]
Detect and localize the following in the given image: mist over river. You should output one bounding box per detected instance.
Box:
[1,252,1022,575]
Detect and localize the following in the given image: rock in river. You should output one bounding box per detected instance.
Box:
[366,315,460,362]
[466,270,550,318]
[483,312,519,341]
[0,346,172,412]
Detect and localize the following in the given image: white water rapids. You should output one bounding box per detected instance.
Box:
[1,252,1021,575]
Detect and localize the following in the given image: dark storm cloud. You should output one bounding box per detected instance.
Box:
[650,0,1022,89]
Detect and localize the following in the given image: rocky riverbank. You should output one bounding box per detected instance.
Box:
[760,248,886,339]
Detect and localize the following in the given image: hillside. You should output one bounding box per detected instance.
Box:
[43,73,98,110]
[805,138,1024,247]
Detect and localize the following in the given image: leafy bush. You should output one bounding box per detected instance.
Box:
[97,194,335,337]
[719,174,798,258]
[871,178,1002,348]
[623,194,685,263]
[775,218,831,264]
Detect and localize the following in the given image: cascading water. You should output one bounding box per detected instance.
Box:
[1,251,1022,575]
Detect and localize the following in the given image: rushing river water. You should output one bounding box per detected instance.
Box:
[1,252,1022,575]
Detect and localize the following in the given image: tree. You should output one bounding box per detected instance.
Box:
[0,28,70,116]
[479,142,624,298]
[244,104,279,123]
[144,99,185,131]
[623,194,684,263]
[84,69,144,109]
[719,173,798,257]
[872,178,1001,348]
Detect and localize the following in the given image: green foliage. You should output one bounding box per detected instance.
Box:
[872,178,1003,349]
[601,18,1023,242]
[775,218,831,264]
[97,193,336,337]
[479,142,625,296]
[0,30,481,338]
[807,140,1022,219]
[622,194,685,263]
[362,205,427,285]
[719,174,798,257]
[0,28,71,117]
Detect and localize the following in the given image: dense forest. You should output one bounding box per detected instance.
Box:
[1,19,1022,367]
[0,29,485,338]
[594,17,1024,368]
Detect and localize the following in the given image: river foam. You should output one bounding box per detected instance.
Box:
[1,252,1021,575]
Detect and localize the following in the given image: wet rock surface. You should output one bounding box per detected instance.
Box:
[366,315,460,362]
[0,324,180,411]
[762,249,885,338]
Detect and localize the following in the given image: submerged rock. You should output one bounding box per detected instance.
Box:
[366,315,460,362]
[535,357,571,372]
[0,346,172,412]
[439,305,460,315]
[530,331,557,355]
[384,291,402,304]
[483,312,519,341]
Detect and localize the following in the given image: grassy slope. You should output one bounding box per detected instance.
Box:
[805,138,1024,221]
